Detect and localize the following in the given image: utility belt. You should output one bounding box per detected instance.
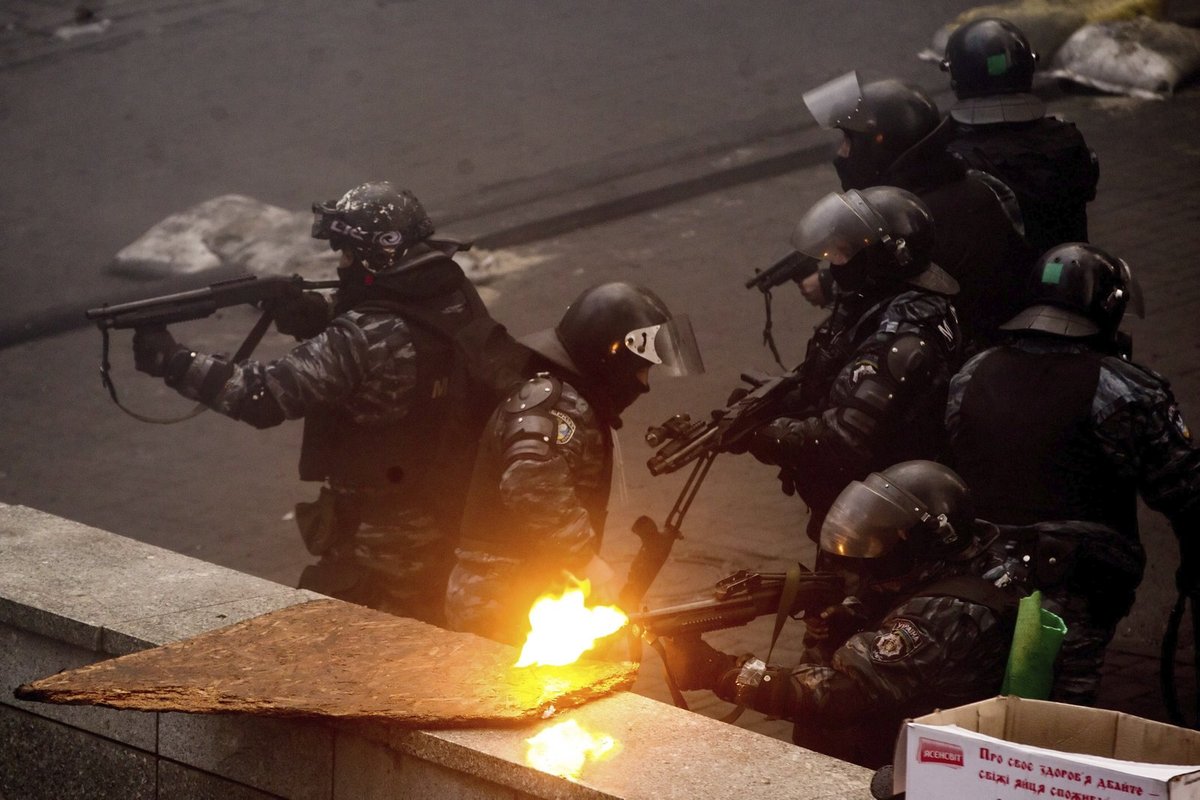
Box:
[294,482,414,555]
[990,523,1143,626]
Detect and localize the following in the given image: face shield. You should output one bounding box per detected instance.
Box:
[622,314,704,377]
[819,472,930,559]
[790,190,889,266]
[803,71,873,132]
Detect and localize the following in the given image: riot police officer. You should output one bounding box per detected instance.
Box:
[800,71,1035,348]
[946,243,1200,704]
[942,17,1100,257]
[659,461,1021,769]
[132,181,528,624]
[743,186,962,544]
[445,282,704,645]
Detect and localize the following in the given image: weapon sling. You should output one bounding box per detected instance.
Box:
[1160,589,1200,728]
[98,309,274,425]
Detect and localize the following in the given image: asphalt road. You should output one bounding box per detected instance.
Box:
[0,0,981,596]
[2,0,1198,738]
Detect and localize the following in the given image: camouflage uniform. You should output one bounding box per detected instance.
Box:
[446,375,613,645]
[754,288,961,541]
[167,255,514,623]
[946,336,1200,703]
[729,574,1018,769]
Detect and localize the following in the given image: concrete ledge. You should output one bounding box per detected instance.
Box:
[0,502,872,798]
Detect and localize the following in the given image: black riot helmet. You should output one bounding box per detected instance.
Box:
[820,461,976,566]
[803,71,941,191]
[520,283,704,414]
[311,181,436,274]
[999,243,1145,339]
[942,18,1044,124]
[790,186,958,296]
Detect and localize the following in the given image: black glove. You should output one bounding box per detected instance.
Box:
[132,325,186,379]
[265,289,331,340]
[659,634,738,692]
[803,600,870,646]
[747,425,786,466]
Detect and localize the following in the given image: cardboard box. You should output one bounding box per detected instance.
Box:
[894,696,1200,799]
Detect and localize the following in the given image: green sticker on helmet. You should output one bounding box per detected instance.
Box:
[1041,262,1064,284]
[987,53,1009,76]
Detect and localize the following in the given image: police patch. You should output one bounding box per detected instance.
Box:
[870,618,928,663]
[550,409,576,445]
[1169,404,1192,441]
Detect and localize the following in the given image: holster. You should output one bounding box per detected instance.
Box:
[294,487,358,556]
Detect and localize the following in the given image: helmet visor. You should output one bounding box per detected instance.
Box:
[803,71,873,132]
[790,190,885,265]
[311,201,340,240]
[819,473,927,558]
[623,314,705,377]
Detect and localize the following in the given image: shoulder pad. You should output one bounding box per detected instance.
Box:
[885,333,934,384]
[504,375,561,413]
[500,375,564,463]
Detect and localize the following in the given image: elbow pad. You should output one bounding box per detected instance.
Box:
[233,376,287,429]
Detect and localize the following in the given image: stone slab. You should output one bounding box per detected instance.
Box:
[333,732,520,800]
[366,692,872,800]
[157,760,280,800]
[1,623,156,750]
[17,599,639,726]
[0,704,156,800]
[0,503,317,654]
[158,712,333,800]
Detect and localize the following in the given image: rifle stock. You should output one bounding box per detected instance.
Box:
[629,566,844,642]
[85,274,339,330]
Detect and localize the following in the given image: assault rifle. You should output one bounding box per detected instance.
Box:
[745,251,821,369]
[85,273,340,330]
[85,273,339,423]
[743,251,819,294]
[645,368,801,476]
[629,565,845,643]
[630,564,844,710]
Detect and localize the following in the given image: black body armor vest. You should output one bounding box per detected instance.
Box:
[299,259,528,531]
[948,117,1098,257]
[954,346,1136,536]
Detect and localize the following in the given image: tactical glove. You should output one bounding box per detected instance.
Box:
[747,425,787,466]
[803,599,870,646]
[266,290,331,340]
[132,325,188,380]
[659,634,738,692]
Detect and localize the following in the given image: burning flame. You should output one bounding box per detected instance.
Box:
[515,580,628,667]
[526,719,618,780]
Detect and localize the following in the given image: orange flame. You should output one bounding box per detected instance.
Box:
[525,719,618,780]
[515,580,628,667]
